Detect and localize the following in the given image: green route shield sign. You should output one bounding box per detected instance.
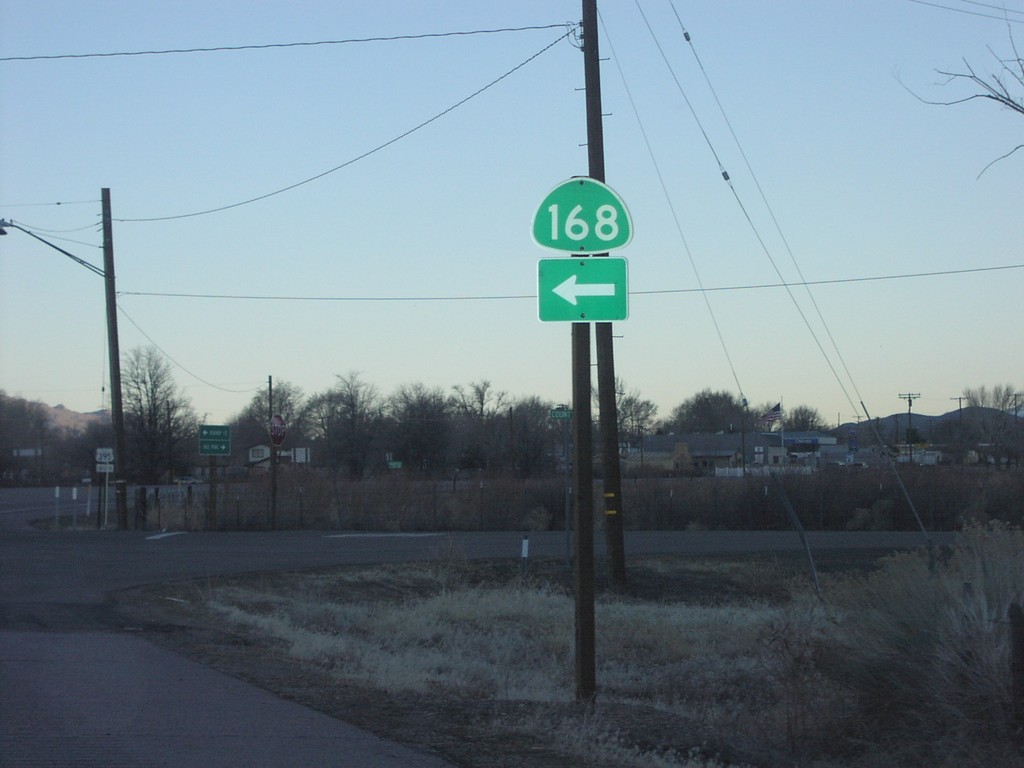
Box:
[538,257,628,322]
[199,424,231,456]
[532,177,632,254]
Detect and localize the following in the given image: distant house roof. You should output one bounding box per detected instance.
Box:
[642,432,773,460]
[761,431,838,447]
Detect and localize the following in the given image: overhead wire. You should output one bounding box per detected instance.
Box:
[0,221,101,249]
[0,24,578,62]
[633,0,860,419]
[0,199,100,208]
[659,5,935,542]
[114,262,1024,303]
[950,0,1024,15]
[669,3,867,413]
[598,10,747,402]
[905,0,1024,22]
[116,304,263,394]
[115,27,577,223]
[0,217,100,235]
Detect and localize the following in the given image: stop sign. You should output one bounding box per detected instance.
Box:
[269,414,287,446]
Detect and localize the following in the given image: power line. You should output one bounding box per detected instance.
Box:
[0,219,101,246]
[637,262,1024,293]
[116,262,1024,303]
[906,0,1024,22]
[115,28,576,223]
[670,4,866,416]
[635,1,860,417]
[116,305,262,394]
[0,24,578,62]
[0,219,105,276]
[599,10,746,399]
[952,0,1024,15]
[0,199,99,208]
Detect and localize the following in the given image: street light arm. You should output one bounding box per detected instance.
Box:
[0,219,105,277]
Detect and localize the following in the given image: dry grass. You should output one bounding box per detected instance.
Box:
[131,524,1024,767]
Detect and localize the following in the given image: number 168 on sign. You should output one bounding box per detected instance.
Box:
[532,178,632,255]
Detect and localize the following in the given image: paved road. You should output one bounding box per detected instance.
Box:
[1,487,952,767]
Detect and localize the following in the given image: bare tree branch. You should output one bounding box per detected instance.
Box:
[978,143,1024,178]
[901,24,1024,173]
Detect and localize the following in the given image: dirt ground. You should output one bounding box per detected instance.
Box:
[111,552,881,768]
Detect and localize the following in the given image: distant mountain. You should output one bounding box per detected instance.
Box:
[836,406,1016,440]
[41,403,109,433]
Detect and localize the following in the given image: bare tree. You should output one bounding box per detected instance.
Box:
[122,346,197,483]
[508,395,559,477]
[0,392,50,483]
[232,381,306,452]
[303,372,383,478]
[963,384,1020,465]
[914,27,1024,174]
[785,404,826,432]
[386,382,452,475]
[614,381,658,446]
[451,380,508,470]
[661,389,745,434]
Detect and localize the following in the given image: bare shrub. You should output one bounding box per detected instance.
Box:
[831,521,1024,764]
[752,603,850,759]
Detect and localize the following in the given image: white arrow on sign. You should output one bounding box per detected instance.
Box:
[552,275,617,305]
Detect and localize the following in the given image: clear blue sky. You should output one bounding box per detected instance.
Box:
[2,1,1022,427]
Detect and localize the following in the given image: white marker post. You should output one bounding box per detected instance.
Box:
[72,487,78,530]
[95,448,115,529]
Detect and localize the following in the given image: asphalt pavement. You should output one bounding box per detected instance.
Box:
[1,489,460,768]
[0,486,952,767]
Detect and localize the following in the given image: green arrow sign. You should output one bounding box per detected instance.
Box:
[538,258,628,322]
[199,425,231,456]
[200,425,230,440]
[532,178,632,254]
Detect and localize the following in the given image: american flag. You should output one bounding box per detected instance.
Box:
[757,403,782,427]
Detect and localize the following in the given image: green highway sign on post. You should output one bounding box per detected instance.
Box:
[199,425,231,456]
[532,177,632,254]
[538,257,628,322]
[550,406,572,420]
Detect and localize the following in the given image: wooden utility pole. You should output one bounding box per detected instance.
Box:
[101,188,129,530]
[571,318,595,701]
[566,0,609,702]
[269,375,277,530]
[1010,602,1024,725]
[898,393,920,463]
[582,0,627,590]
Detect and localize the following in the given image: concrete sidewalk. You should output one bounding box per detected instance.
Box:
[1,630,453,768]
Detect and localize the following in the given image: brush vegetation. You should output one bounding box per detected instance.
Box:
[180,523,1023,767]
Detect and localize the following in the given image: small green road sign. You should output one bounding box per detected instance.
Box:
[538,257,628,322]
[550,407,573,420]
[532,177,632,254]
[199,425,231,456]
